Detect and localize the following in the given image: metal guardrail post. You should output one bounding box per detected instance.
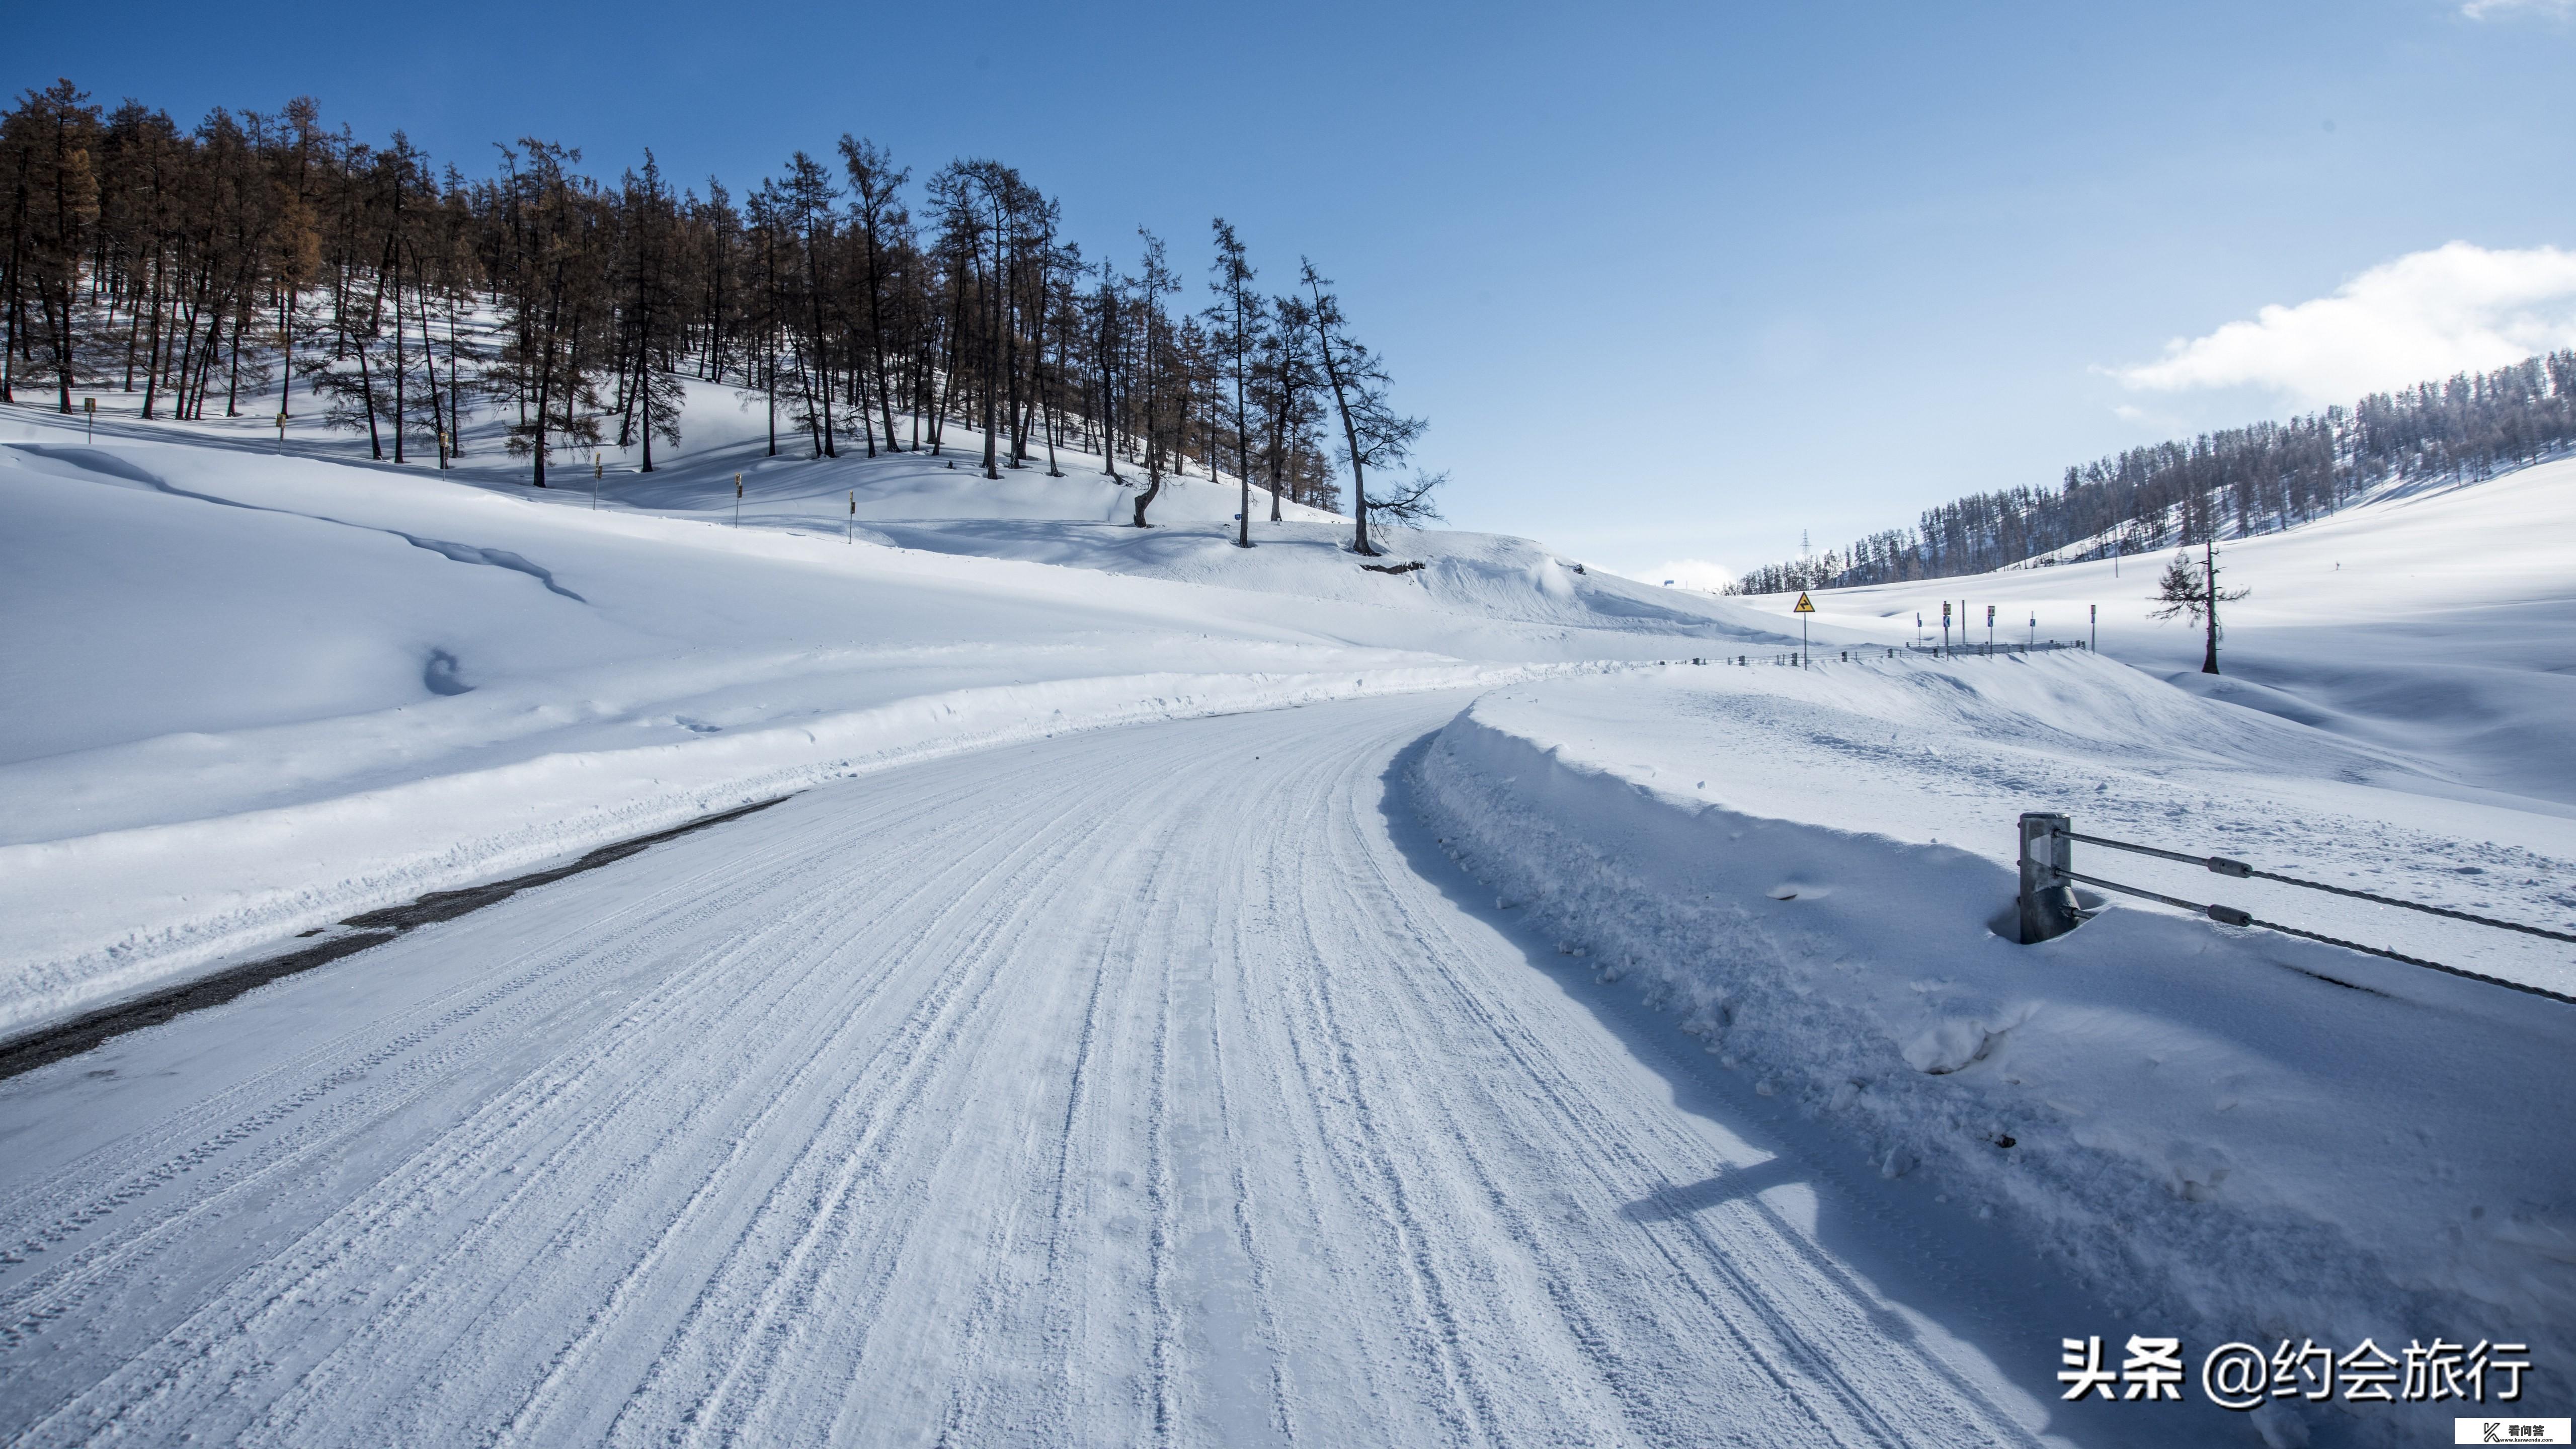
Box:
[2007,811,2576,1005]
[2018,812,2081,943]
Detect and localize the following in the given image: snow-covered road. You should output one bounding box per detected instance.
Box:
[0,695,2123,1447]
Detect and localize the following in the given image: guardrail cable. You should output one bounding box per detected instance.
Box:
[2060,829,2576,946]
[2026,818,2576,1008]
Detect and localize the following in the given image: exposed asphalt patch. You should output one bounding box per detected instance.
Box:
[0,794,794,1083]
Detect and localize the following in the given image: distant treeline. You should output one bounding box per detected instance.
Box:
[1727,349,2576,595]
[1,79,1453,546]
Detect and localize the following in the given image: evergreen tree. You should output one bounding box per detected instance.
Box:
[2149,539,2250,674]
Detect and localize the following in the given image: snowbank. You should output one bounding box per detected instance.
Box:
[0,659,1588,1040]
[1411,665,2575,1438]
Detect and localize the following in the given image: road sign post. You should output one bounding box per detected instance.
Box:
[1987,603,1995,652]
[83,396,95,442]
[1941,600,1951,655]
[1793,591,1815,668]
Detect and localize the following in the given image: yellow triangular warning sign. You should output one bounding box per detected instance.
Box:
[1793,592,1815,613]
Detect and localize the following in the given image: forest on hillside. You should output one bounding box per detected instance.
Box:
[0,79,1449,546]
[1726,350,2576,596]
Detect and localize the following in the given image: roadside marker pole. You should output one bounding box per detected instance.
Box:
[84,396,95,442]
[592,454,602,510]
[1987,603,1995,652]
[847,490,854,543]
[734,473,743,528]
[278,412,288,453]
[2090,603,2097,652]
[1793,590,1815,669]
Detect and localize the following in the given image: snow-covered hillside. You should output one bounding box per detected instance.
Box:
[0,386,1780,1038]
[1734,456,2576,804]
[1390,461,2576,1442]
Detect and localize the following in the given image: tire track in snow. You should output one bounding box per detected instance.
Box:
[9,796,962,1441]
[0,694,2062,1448]
[3,782,1010,1440]
[637,765,1154,1448]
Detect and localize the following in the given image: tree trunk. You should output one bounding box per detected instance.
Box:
[390,275,406,461]
[223,302,243,416]
[2201,538,2222,675]
[1266,399,1287,523]
[1315,333,1373,555]
[277,286,293,418]
[806,234,835,458]
[140,253,168,418]
[444,288,464,456]
[861,231,897,453]
[981,226,1001,480]
[42,284,73,412]
[531,327,553,487]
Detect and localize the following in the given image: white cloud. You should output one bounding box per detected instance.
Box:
[1643,558,1736,592]
[2110,242,2576,406]
[2461,0,2572,18]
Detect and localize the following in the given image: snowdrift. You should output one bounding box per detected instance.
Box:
[1411,662,2576,1441]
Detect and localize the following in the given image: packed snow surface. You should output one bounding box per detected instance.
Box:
[6,695,2212,1447]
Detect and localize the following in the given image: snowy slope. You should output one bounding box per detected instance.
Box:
[0,392,1774,1038]
[1734,456,2576,804]
[1413,658,2576,1445]
[44,373,1782,639]
[1408,464,2576,1443]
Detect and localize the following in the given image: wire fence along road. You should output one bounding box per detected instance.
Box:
[2016,812,2576,1007]
[1677,643,2094,669]
[1901,641,2089,658]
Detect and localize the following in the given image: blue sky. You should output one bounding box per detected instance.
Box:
[13,0,2574,580]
